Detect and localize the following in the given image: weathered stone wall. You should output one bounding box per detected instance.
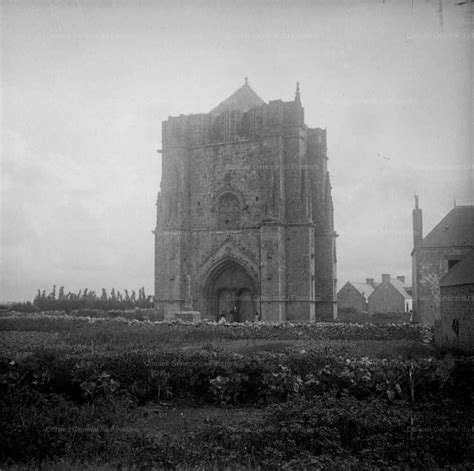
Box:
[434,283,474,354]
[260,224,286,321]
[285,225,315,321]
[314,233,337,320]
[155,95,337,322]
[308,128,337,320]
[337,309,411,324]
[413,247,473,325]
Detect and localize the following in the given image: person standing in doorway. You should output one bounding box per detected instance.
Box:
[230,305,238,323]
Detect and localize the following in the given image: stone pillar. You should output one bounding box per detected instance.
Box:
[286,225,316,322]
[259,224,286,321]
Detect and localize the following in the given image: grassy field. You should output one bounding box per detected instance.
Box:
[0,312,472,470]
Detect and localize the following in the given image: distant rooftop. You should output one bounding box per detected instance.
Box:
[440,250,474,287]
[389,277,412,300]
[210,79,265,115]
[421,205,474,248]
[350,282,375,299]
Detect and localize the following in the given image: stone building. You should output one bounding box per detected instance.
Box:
[412,198,474,325]
[434,250,474,354]
[337,279,376,313]
[154,80,337,322]
[367,274,412,315]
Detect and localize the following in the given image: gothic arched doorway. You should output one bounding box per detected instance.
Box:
[202,259,257,322]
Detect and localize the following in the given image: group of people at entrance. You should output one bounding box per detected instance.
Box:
[218,305,260,324]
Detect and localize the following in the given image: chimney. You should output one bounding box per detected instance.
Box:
[382,274,391,284]
[397,276,405,284]
[366,278,374,287]
[413,195,423,248]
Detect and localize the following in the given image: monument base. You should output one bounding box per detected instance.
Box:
[164,311,201,322]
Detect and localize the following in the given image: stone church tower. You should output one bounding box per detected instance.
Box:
[154,80,337,322]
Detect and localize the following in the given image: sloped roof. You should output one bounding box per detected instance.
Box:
[390,278,412,299]
[368,278,412,300]
[350,282,375,299]
[440,250,474,287]
[210,82,265,115]
[421,206,474,248]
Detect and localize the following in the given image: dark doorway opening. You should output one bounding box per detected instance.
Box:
[203,260,257,322]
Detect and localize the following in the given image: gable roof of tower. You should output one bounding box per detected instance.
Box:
[210,82,265,115]
[420,206,474,248]
[440,250,474,287]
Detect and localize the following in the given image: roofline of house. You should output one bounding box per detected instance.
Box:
[413,245,474,252]
[441,281,474,288]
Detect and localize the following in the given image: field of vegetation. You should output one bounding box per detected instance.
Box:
[0,311,472,469]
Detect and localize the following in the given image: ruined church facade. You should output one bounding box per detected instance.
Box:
[154,81,337,322]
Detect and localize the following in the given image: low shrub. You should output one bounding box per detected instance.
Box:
[0,302,39,313]
[2,349,471,407]
[0,312,432,343]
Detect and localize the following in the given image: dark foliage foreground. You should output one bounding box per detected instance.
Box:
[147,397,472,470]
[0,349,473,469]
[0,391,472,469]
[3,350,472,406]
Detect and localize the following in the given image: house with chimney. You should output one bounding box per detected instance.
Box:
[367,274,412,315]
[337,278,377,312]
[412,197,474,325]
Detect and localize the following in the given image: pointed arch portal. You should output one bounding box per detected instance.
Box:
[202,259,257,322]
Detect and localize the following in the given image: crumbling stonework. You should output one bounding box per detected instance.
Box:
[434,250,474,353]
[435,284,474,353]
[154,82,337,322]
[411,201,474,325]
[413,246,472,325]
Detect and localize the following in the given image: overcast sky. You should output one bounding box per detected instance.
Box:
[1,0,473,302]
